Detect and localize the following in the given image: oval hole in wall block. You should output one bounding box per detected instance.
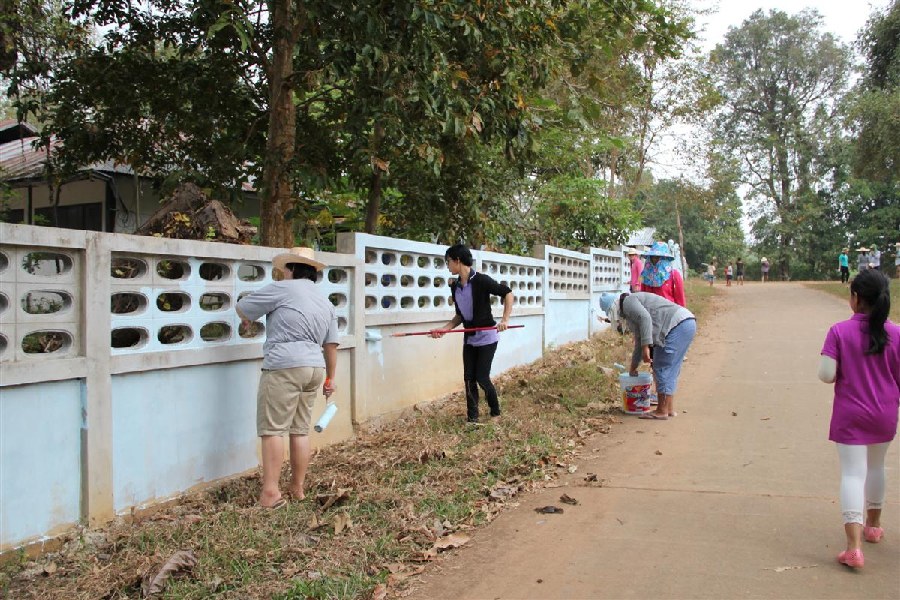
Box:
[21,330,72,354]
[111,327,148,349]
[20,290,72,315]
[21,252,73,277]
[111,292,147,315]
[158,325,192,345]
[111,257,147,279]
[200,322,232,342]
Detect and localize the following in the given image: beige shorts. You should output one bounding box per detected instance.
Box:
[256,366,325,436]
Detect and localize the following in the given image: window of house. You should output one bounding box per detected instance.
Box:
[35,203,102,231]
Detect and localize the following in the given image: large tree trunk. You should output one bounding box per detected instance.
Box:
[364,169,382,234]
[260,0,301,247]
[364,123,386,234]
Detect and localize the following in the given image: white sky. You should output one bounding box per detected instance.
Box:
[647,0,891,237]
[652,0,890,175]
[690,0,885,52]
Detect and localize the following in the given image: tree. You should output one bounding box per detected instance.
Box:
[707,9,852,279]
[634,151,744,271]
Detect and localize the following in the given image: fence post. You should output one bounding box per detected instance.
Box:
[81,232,114,525]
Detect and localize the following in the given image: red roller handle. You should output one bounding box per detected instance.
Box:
[390,324,524,337]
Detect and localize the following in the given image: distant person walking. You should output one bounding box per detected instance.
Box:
[761,257,770,283]
[735,258,745,286]
[870,245,881,271]
[857,248,870,273]
[639,241,686,307]
[627,248,643,293]
[818,269,899,569]
[839,248,850,284]
[705,262,716,287]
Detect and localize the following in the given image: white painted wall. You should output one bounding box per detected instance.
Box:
[0,224,627,551]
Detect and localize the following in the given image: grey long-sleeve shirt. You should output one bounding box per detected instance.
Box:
[621,292,695,368]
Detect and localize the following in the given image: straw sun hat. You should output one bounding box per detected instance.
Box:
[272,247,326,273]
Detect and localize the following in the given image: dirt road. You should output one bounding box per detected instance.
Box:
[411,283,900,600]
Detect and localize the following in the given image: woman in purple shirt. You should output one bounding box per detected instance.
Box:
[818,269,899,569]
[432,244,513,424]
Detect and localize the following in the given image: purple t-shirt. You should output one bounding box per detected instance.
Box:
[821,314,900,444]
[454,272,499,347]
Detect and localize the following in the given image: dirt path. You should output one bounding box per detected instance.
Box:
[410,283,900,600]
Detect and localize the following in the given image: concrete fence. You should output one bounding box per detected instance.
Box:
[0,223,627,551]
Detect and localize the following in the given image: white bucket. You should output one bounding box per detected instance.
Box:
[619,372,653,414]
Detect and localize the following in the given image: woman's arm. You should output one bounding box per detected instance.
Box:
[818,355,837,383]
[498,291,513,331]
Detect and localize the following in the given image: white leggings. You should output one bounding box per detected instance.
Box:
[836,442,891,525]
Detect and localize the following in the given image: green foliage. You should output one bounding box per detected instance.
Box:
[634,153,745,271]
[708,8,853,278]
[532,176,640,249]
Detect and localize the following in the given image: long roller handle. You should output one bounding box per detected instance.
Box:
[390,324,524,337]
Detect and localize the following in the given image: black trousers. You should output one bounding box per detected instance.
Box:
[463,342,500,421]
[840,266,849,283]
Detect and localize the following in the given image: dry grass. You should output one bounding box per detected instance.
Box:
[2,336,630,600]
[2,284,721,600]
[804,278,900,322]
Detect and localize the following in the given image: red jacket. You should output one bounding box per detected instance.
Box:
[641,269,686,307]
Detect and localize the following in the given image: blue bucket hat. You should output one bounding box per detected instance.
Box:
[599,292,619,314]
[643,241,674,259]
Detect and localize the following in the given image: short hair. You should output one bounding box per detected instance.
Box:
[286,263,318,282]
[445,244,474,267]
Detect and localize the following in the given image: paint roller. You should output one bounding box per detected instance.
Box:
[315,402,338,433]
[390,324,524,337]
[315,378,337,432]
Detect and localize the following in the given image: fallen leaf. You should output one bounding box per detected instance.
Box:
[333,513,352,535]
[241,548,260,558]
[370,583,388,600]
[584,473,598,482]
[567,465,578,474]
[559,494,579,506]
[43,562,58,575]
[732,412,738,416]
[655,450,663,456]
[760,417,770,421]
[433,533,470,551]
[142,550,198,597]
[316,488,351,511]
[534,505,564,514]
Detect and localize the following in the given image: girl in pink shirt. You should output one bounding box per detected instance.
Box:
[819,269,899,569]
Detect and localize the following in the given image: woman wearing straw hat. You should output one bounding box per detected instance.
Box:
[639,241,686,307]
[761,257,770,283]
[627,247,643,292]
[236,247,339,508]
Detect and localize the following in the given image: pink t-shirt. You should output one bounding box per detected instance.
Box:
[629,257,643,289]
[821,314,900,444]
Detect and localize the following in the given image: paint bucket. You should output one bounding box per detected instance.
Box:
[619,372,653,414]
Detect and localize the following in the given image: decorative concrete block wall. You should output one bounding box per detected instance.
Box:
[0,224,626,551]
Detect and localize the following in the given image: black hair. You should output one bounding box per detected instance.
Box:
[445,244,474,267]
[850,269,891,354]
[286,262,318,282]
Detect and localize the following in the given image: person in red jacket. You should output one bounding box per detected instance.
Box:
[640,241,686,307]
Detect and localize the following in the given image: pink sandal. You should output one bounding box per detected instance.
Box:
[837,548,864,569]
[863,526,884,543]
